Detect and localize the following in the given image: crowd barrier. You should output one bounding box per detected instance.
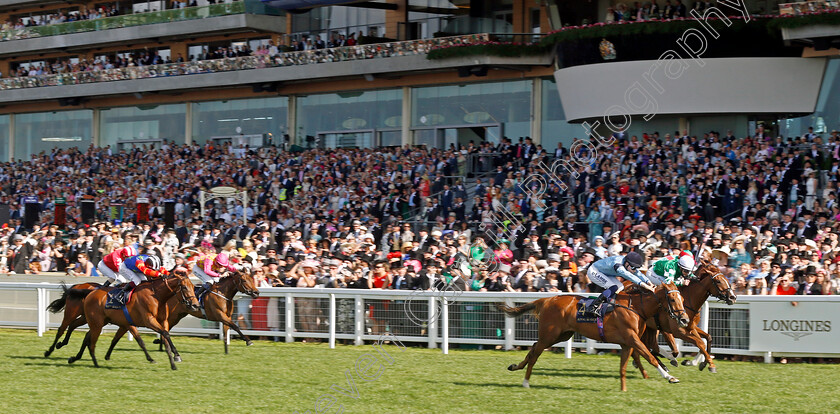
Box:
[1,282,837,361]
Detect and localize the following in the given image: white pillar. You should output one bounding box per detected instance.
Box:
[441,297,449,355]
[285,293,295,343]
[427,296,437,349]
[354,295,364,345]
[329,293,336,349]
[401,86,411,147]
[8,113,14,162]
[565,338,572,359]
[531,78,542,145]
[503,298,514,351]
[185,102,193,145]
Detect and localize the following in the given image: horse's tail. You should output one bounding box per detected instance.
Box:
[66,288,94,302]
[46,282,70,313]
[495,298,549,318]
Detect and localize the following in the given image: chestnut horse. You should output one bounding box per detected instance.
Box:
[103,270,260,359]
[497,283,690,391]
[642,261,737,373]
[65,270,200,370]
[44,282,101,357]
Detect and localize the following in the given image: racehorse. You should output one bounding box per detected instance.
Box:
[44,282,102,357]
[642,261,737,373]
[497,283,690,391]
[103,270,259,359]
[65,270,200,370]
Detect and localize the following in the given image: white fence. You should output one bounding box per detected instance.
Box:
[1,282,838,361]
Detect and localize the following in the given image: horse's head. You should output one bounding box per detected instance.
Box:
[234,269,260,299]
[171,268,201,312]
[657,281,690,328]
[696,261,737,305]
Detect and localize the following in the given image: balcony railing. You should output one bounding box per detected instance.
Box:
[0,34,490,91]
[0,1,266,42]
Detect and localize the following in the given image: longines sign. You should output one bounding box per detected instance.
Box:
[749,302,840,353]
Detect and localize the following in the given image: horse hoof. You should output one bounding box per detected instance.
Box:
[67,357,76,364]
[56,342,65,349]
[709,367,717,374]
[246,341,254,347]
[699,361,708,371]
[670,359,679,367]
[507,364,516,371]
[174,356,182,363]
[44,350,52,358]
[668,377,680,384]
[522,380,530,388]
[149,360,156,364]
[153,339,161,344]
[105,356,110,361]
[632,361,638,369]
[681,360,693,366]
[170,365,178,371]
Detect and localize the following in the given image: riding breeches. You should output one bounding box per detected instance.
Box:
[193,265,218,284]
[587,266,625,293]
[97,261,119,282]
[118,262,147,285]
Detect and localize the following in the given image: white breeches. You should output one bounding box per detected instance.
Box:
[647,268,667,286]
[118,262,147,285]
[97,261,120,282]
[193,265,218,285]
[587,266,625,293]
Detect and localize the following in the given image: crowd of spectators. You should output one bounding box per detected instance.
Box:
[1,125,839,303]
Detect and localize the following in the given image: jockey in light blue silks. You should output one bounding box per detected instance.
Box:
[585,251,654,314]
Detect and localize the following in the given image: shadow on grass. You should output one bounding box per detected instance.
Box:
[452,381,598,391]
[21,360,127,370]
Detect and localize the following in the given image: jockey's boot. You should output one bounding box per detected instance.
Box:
[101,280,111,288]
[586,295,606,315]
[117,282,135,305]
[196,282,212,298]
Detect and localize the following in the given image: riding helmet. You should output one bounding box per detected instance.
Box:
[624,252,644,269]
[144,255,162,270]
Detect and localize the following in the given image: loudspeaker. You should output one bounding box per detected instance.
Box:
[164,200,175,229]
[24,202,40,229]
[81,200,96,224]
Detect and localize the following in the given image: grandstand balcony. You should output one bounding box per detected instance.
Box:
[0,34,552,103]
[0,1,283,57]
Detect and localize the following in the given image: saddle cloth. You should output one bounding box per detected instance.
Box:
[105,287,134,309]
[575,297,615,324]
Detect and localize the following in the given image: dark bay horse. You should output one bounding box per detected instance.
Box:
[104,270,259,358]
[45,282,101,357]
[498,283,690,391]
[65,270,200,370]
[642,261,737,373]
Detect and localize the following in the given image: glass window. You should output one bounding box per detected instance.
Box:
[14,110,92,160]
[100,104,187,150]
[0,115,8,162]
[412,80,531,144]
[780,59,840,138]
[296,89,402,147]
[192,97,288,146]
[541,78,584,150]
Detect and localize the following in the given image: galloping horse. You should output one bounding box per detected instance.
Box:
[498,283,690,391]
[65,270,199,370]
[44,282,102,357]
[642,261,737,373]
[102,270,259,359]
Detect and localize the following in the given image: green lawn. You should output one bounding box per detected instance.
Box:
[0,328,836,413]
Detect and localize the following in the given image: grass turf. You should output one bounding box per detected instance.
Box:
[0,328,836,413]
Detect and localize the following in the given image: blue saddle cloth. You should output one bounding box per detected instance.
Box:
[105,287,131,309]
[575,297,615,323]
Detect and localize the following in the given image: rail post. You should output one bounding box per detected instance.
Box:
[354,295,364,345]
[441,297,449,355]
[504,298,514,351]
[329,293,336,349]
[285,293,294,343]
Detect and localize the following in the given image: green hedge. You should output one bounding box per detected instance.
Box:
[426,12,840,60]
[427,43,548,60]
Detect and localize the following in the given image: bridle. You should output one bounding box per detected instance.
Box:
[661,288,687,323]
[700,265,735,304]
[232,271,259,298]
[165,273,197,308]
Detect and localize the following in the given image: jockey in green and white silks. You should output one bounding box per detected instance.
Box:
[647,250,697,287]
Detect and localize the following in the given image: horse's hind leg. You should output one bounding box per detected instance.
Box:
[619,346,631,392]
[127,326,155,363]
[85,324,103,368]
[59,316,87,349]
[68,331,90,364]
[104,326,128,361]
[520,339,552,388]
[629,349,649,379]
[685,329,716,373]
[45,317,71,357]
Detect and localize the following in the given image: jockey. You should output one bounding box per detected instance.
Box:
[647,250,696,286]
[585,252,654,314]
[97,246,137,287]
[114,255,168,303]
[194,252,237,296]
